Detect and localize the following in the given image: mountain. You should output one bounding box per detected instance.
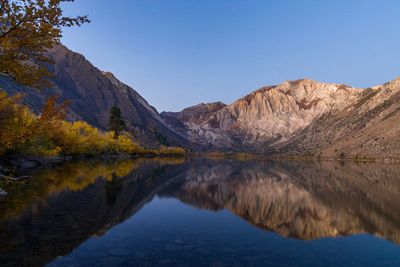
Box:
[162,79,362,151]
[0,44,193,148]
[162,78,400,159]
[1,43,399,158]
[161,102,226,138]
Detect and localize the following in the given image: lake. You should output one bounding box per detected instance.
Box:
[0,158,400,267]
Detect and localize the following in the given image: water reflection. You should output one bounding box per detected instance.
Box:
[0,158,186,266]
[160,160,400,243]
[0,158,400,266]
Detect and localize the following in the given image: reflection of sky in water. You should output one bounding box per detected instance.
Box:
[1,159,400,267]
[49,197,400,267]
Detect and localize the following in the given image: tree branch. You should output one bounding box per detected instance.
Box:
[0,0,8,16]
[0,19,25,39]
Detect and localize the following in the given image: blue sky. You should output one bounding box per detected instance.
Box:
[61,0,400,112]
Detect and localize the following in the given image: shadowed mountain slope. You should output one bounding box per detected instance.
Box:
[0,45,194,149]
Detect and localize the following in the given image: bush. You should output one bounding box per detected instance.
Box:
[156,146,186,156]
[0,91,140,156]
[0,91,186,157]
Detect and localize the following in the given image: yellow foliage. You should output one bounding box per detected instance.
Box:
[116,134,140,154]
[0,90,186,157]
[156,146,186,156]
[0,91,37,154]
[53,121,142,156]
[0,91,141,156]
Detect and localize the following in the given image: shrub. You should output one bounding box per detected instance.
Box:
[156,146,186,155]
[0,91,141,156]
[0,91,186,157]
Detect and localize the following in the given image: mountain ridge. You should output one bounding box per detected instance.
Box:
[162,77,400,159]
[1,43,399,158]
[162,79,363,149]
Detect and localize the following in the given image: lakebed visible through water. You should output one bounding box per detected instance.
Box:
[0,158,400,267]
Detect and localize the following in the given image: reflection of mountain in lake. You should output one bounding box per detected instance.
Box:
[160,160,400,243]
[1,159,400,266]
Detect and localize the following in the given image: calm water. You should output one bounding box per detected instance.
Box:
[1,158,400,267]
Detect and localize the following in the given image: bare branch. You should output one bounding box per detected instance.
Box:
[0,0,8,15]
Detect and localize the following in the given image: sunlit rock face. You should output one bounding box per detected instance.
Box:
[282,77,400,159]
[161,160,400,242]
[162,80,362,151]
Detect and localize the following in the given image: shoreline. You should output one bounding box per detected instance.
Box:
[0,153,187,177]
[1,151,399,177]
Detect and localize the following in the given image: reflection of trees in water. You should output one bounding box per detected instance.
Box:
[0,158,187,267]
[1,158,400,267]
[105,173,123,206]
[0,158,184,221]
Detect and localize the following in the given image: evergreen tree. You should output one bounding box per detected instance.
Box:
[108,106,126,138]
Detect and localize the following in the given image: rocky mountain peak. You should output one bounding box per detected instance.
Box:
[381,76,400,91]
[162,79,365,150]
[101,71,122,87]
[102,70,117,79]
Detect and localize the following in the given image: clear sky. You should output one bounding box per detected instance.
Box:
[61,0,400,112]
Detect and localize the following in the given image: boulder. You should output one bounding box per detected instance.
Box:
[0,189,7,197]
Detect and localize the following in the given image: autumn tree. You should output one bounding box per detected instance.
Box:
[39,95,69,123]
[108,106,126,138]
[36,95,69,139]
[0,0,89,88]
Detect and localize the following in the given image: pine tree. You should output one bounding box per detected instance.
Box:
[108,106,126,138]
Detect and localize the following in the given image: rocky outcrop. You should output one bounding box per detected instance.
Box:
[0,45,193,149]
[161,102,226,138]
[0,189,7,197]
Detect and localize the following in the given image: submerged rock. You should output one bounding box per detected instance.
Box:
[108,248,133,256]
[0,174,32,181]
[11,158,40,169]
[0,189,7,197]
